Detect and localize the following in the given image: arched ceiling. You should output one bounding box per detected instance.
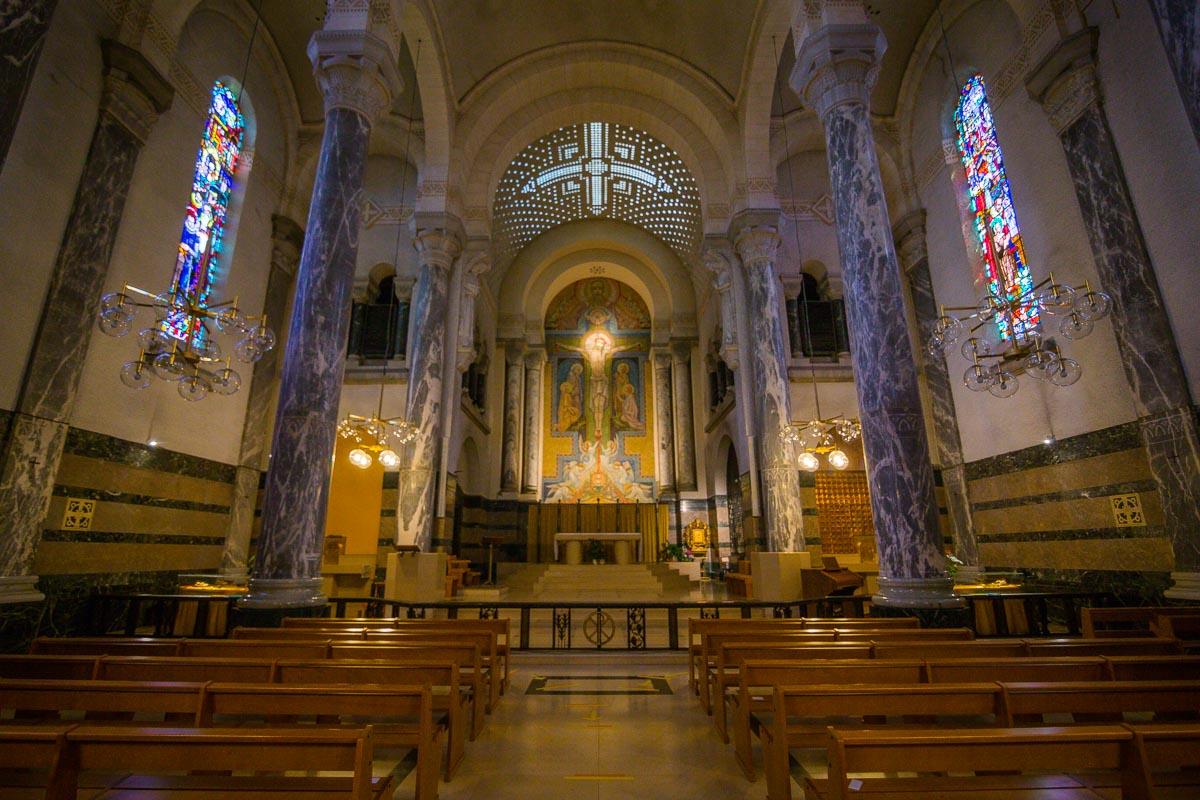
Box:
[492,122,702,262]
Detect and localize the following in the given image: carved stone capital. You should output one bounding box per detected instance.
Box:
[891,209,928,272]
[670,339,695,364]
[99,39,174,142]
[308,29,401,122]
[1025,28,1101,135]
[733,225,782,269]
[791,23,886,119]
[503,340,526,366]
[523,349,545,370]
[269,214,305,278]
[413,226,463,271]
[652,350,674,372]
[392,275,415,301]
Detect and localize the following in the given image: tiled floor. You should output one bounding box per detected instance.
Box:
[392,652,777,800]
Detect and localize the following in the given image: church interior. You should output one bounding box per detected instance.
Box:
[0,0,1198,797]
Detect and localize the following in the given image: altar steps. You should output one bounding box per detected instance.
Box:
[498,563,698,601]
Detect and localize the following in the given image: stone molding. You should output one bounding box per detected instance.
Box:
[502,339,526,366]
[791,23,886,120]
[99,39,174,143]
[392,275,415,301]
[413,226,463,271]
[308,29,401,122]
[1025,27,1101,135]
[670,339,695,364]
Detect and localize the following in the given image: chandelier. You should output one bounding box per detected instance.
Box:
[97,282,275,402]
[780,415,861,471]
[927,272,1111,398]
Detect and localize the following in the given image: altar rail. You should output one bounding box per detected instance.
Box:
[86,590,1110,649]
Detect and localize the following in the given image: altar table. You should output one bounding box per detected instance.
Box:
[553,532,642,565]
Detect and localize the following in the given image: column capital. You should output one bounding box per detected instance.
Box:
[523,348,545,370]
[702,240,734,284]
[99,39,174,142]
[670,339,695,363]
[891,209,928,273]
[392,275,415,301]
[1025,27,1101,134]
[732,223,781,269]
[269,214,305,278]
[651,349,673,370]
[308,29,402,122]
[413,218,463,271]
[791,23,886,120]
[502,340,526,365]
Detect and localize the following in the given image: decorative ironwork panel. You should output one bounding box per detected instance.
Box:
[700,606,719,619]
[406,606,427,619]
[479,606,499,620]
[626,607,646,649]
[553,607,572,649]
[583,608,616,648]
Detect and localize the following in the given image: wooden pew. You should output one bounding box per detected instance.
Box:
[1103,655,1200,681]
[698,636,849,714]
[52,725,390,800]
[180,638,332,660]
[30,637,182,657]
[1128,723,1200,799]
[199,683,440,800]
[1027,637,1184,657]
[686,619,811,695]
[274,660,469,780]
[762,683,1006,800]
[0,678,203,724]
[811,726,1138,800]
[800,617,920,630]
[0,654,100,680]
[925,657,1109,684]
[1081,605,1200,638]
[873,639,1027,659]
[95,655,277,683]
[833,627,976,642]
[728,660,926,781]
[1153,615,1200,653]
[331,643,487,738]
[999,680,1200,726]
[0,725,77,800]
[709,643,871,740]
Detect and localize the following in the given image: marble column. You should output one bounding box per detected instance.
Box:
[520,349,544,496]
[732,220,805,552]
[671,340,698,491]
[221,215,304,579]
[0,40,172,605]
[499,342,524,494]
[393,276,413,360]
[245,30,399,608]
[397,221,461,550]
[793,23,953,606]
[1027,28,1200,599]
[0,0,59,174]
[652,350,676,495]
[1146,0,1200,146]
[893,210,979,569]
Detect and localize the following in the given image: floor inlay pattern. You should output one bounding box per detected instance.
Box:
[525,674,673,695]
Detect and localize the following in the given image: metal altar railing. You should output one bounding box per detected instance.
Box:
[88,590,1112,649]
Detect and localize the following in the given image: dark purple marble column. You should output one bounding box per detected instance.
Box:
[1027,28,1200,600]
[0,0,59,174]
[221,215,303,579]
[1146,0,1200,146]
[733,219,805,552]
[0,40,171,605]
[244,31,399,608]
[893,210,979,569]
[396,221,461,549]
[794,25,955,607]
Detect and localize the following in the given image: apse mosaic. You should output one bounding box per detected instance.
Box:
[543,278,655,503]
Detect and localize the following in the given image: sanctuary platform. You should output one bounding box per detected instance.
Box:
[497,563,717,602]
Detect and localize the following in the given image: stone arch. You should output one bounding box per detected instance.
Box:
[454,43,741,231]
[403,2,454,210]
[496,218,696,343]
[737,0,792,210]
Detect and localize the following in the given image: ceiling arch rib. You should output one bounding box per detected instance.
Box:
[493,122,702,263]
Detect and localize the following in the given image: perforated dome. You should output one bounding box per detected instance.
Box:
[493,122,702,260]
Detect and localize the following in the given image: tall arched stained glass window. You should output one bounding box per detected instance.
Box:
[164,80,244,341]
[954,74,1036,340]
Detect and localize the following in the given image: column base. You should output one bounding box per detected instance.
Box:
[953,565,985,584]
[237,577,326,609]
[1165,571,1200,602]
[0,575,45,604]
[873,575,964,609]
[218,567,249,584]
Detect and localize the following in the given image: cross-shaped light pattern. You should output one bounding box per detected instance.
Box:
[494,122,701,260]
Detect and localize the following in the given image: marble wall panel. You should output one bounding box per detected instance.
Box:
[978,537,1174,573]
[34,542,222,575]
[972,491,1163,536]
[56,453,234,507]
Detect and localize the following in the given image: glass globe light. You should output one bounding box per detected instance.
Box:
[1059,313,1094,341]
[251,324,276,353]
[347,448,372,469]
[119,361,151,390]
[827,449,850,470]
[233,336,262,363]
[177,376,209,402]
[212,367,241,396]
[377,449,401,469]
[797,451,820,472]
[988,370,1019,398]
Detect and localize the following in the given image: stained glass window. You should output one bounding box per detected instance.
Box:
[164,81,244,341]
[954,74,1036,340]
